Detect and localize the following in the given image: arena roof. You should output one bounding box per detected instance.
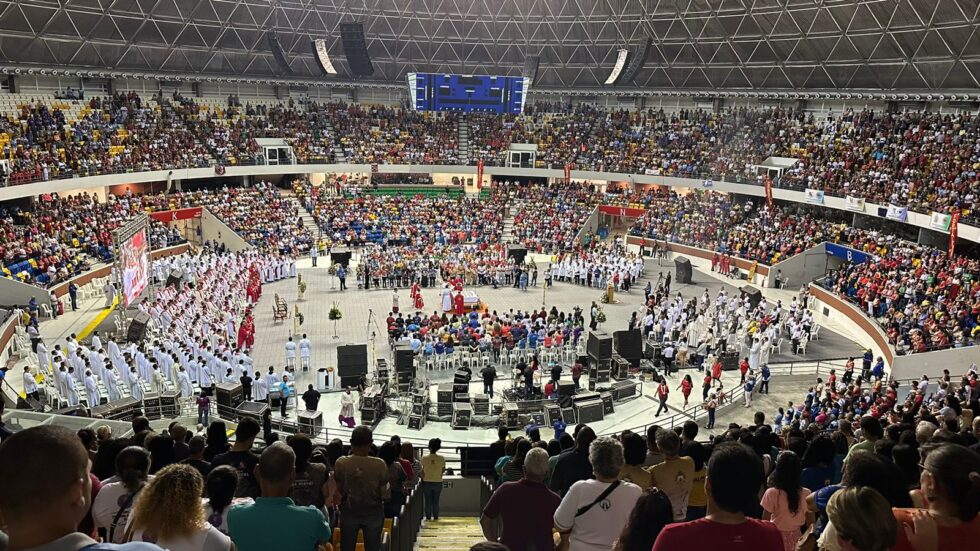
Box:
[0,0,978,91]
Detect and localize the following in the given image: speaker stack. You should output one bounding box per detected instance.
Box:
[408,392,427,430]
[452,402,472,429]
[436,383,453,416]
[587,331,613,390]
[340,22,375,76]
[613,329,642,370]
[337,345,369,388]
[127,311,151,343]
[393,343,414,393]
[473,393,490,416]
[557,381,576,408]
[573,391,605,423]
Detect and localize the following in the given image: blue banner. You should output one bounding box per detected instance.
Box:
[825,242,871,264]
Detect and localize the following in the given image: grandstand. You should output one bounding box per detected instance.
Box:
[0,2,978,551]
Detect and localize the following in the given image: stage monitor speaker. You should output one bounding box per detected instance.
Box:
[340,22,374,76]
[166,269,183,288]
[674,257,692,284]
[574,399,604,423]
[330,248,352,267]
[408,414,425,430]
[741,286,763,309]
[267,32,293,75]
[613,329,642,360]
[506,244,527,265]
[587,331,613,360]
[127,312,151,343]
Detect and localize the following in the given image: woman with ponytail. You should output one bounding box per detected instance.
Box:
[892,443,980,550]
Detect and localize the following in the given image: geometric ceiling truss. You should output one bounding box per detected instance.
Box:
[0,0,978,91]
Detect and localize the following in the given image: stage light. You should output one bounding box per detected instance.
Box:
[604,48,629,85]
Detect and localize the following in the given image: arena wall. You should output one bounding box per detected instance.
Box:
[807,283,893,365]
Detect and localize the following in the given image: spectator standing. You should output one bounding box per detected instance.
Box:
[227,442,331,551]
[550,426,597,497]
[646,429,695,521]
[613,489,674,551]
[125,463,233,551]
[825,487,897,551]
[421,437,446,520]
[211,418,260,498]
[0,425,163,551]
[760,451,812,551]
[554,436,642,551]
[652,442,783,551]
[181,435,213,480]
[333,426,390,551]
[480,447,561,551]
[93,446,153,544]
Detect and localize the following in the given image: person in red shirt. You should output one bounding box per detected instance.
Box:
[739,357,750,383]
[653,442,783,551]
[712,358,723,384]
[655,378,670,417]
[678,374,693,408]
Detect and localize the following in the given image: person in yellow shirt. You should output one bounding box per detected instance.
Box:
[683,442,708,520]
[420,438,446,521]
[619,433,654,491]
[645,430,695,522]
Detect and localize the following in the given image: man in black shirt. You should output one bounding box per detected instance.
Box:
[302,384,321,411]
[180,435,213,479]
[481,365,496,397]
[549,426,596,497]
[550,362,562,384]
[240,372,253,401]
[212,417,261,497]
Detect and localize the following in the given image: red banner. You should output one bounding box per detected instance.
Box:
[949,210,960,258]
[764,177,773,208]
[564,162,572,184]
[476,159,484,190]
[148,207,203,222]
[599,205,646,218]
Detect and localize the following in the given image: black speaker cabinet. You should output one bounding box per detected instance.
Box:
[394,344,414,372]
[561,407,576,424]
[611,379,638,400]
[613,329,642,360]
[600,392,615,415]
[574,399,604,423]
[545,403,562,425]
[500,402,519,429]
[741,286,763,309]
[330,247,352,266]
[452,403,472,429]
[721,352,739,371]
[411,402,426,416]
[473,393,490,415]
[506,244,527,265]
[166,269,182,288]
[437,383,453,403]
[340,22,374,76]
[215,382,244,409]
[408,414,425,430]
[587,331,613,360]
[297,410,322,435]
[127,311,151,343]
[674,257,693,284]
[530,412,545,426]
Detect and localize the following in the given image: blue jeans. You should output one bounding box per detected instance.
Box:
[198,408,209,426]
[422,481,442,519]
[339,510,384,551]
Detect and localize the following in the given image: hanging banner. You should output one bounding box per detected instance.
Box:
[949,210,960,258]
[929,211,952,232]
[885,204,908,222]
[476,159,484,190]
[598,205,647,218]
[148,207,203,222]
[804,188,825,204]
[563,162,572,184]
[764,178,773,208]
[845,196,865,212]
[825,243,871,264]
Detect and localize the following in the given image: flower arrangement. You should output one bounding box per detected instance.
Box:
[328,303,342,320]
[299,280,307,294]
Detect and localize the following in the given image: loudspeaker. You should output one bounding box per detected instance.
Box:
[557,382,576,408]
[545,403,561,425]
[587,331,613,360]
[506,244,527,265]
[741,286,763,309]
[721,352,739,371]
[500,403,519,429]
[267,32,293,75]
[437,383,453,403]
[561,407,576,423]
[452,403,472,429]
[337,345,368,386]
[340,22,374,76]
[166,269,182,288]
[522,55,540,84]
[611,379,638,400]
[330,248,352,267]
[127,312,151,343]
[674,257,692,284]
[408,414,425,430]
[618,37,652,84]
[600,392,615,415]
[574,399,604,423]
[613,329,642,360]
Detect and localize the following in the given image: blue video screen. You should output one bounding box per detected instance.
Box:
[408,73,528,114]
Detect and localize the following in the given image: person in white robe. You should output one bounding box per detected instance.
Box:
[199,362,215,390]
[103,366,122,402]
[177,366,193,399]
[90,331,102,353]
[253,371,269,402]
[150,366,165,393]
[84,370,101,407]
[440,286,452,312]
[285,337,297,369]
[129,367,145,401]
[36,341,51,374]
[299,335,312,369]
[66,367,81,406]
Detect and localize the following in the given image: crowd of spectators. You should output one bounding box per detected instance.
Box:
[328,104,459,164]
[498,180,603,253]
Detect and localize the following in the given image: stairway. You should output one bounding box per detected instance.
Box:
[281,189,320,238]
[457,114,469,163]
[416,517,485,551]
[325,120,347,162]
[501,201,519,243]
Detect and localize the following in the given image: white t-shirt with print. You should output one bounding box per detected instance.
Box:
[128,522,231,551]
[554,479,642,551]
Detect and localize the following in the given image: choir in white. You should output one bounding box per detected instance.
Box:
[35,249,296,410]
[550,246,646,290]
